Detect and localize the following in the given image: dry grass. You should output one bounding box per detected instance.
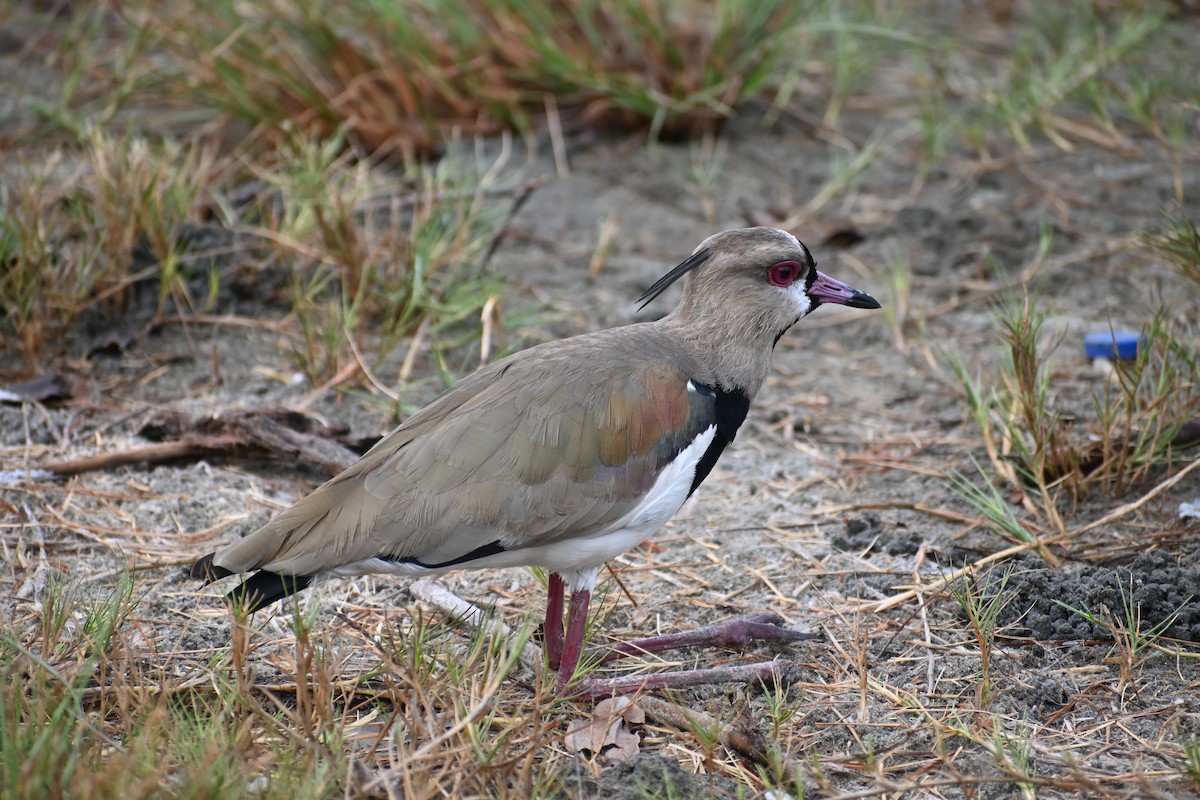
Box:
[2,573,566,798]
[244,131,533,385]
[3,0,1192,369]
[0,131,220,366]
[950,286,1200,550]
[1148,208,1200,289]
[136,0,805,157]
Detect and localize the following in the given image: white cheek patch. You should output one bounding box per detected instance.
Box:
[787,280,813,318]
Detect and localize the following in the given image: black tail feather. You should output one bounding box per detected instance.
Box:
[226,571,314,614]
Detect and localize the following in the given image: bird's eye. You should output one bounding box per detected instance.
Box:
[768,261,802,287]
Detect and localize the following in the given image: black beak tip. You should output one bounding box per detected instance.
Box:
[847,291,882,310]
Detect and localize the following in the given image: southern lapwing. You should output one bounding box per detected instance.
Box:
[191,227,880,697]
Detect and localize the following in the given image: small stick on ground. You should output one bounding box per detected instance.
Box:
[409,578,545,674]
[1073,457,1200,535]
[35,436,245,477]
[31,408,362,478]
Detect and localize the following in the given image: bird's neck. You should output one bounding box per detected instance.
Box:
[656,312,781,400]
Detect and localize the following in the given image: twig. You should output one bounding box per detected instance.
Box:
[351,177,547,216]
[477,175,546,273]
[296,357,364,412]
[34,437,244,477]
[800,500,979,526]
[545,94,569,177]
[31,408,364,478]
[479,295,502,367]
[409,579,545,674]
[398,314,433,384]
[912,542,936,695]
[347,331,400,403]
[866,540,1039,613]
[1073,457,1200,535]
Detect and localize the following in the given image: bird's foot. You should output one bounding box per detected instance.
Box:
[553,613,817,698]
[564,659,801,701]
[597,612,820,664]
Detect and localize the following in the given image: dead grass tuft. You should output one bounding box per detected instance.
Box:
[0,132,219,366]
[144,0,803,157]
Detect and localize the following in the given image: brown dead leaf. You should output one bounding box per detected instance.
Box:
[564,696,644,764]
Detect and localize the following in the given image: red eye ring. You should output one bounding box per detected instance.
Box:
[768,261,802,287]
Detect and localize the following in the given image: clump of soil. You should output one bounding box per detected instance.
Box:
[996,551,1200,641]
[830,513,925,557]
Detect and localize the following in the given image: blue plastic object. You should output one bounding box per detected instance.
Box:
[1084,330,1142,360]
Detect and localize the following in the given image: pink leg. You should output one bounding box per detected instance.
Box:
[543,573,566,670]
[555,587,591,695]
[598,612,819,664]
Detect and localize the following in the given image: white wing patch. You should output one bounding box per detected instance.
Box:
[628,424,716,527]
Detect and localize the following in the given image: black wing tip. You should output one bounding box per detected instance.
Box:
[190,554,312,614]
[189,553,234,582]
[225,571,314,614]
[395,539,509,570]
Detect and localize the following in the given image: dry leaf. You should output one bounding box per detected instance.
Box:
[564,696,644,763]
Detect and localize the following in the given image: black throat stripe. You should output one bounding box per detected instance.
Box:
[688,382,751,497]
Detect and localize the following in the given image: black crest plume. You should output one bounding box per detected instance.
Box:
[637,248,712,310]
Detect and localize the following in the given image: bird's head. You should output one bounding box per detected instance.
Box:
[640,227,880,344]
